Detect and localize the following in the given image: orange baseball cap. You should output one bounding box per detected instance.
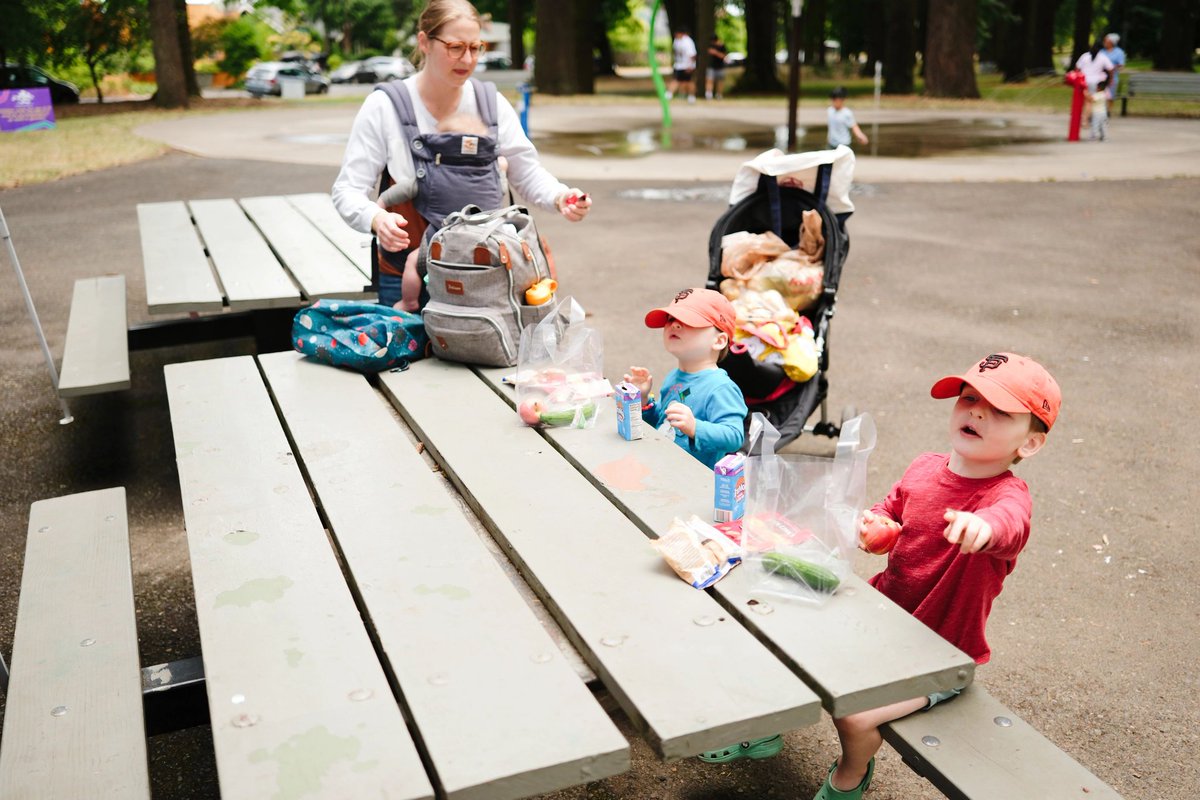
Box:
[645,288,736,341]
[930,353,1061,430]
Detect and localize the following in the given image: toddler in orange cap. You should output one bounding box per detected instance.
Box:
[624,288,748,469]
[811,353,1061,800]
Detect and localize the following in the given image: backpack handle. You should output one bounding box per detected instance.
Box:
[444,204,530,227]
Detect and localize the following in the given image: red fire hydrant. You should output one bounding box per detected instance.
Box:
[1064,69,1087,142]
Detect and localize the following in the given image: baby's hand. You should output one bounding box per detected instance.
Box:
[943,510,992,553]
[663,401,695,438]
[623,367,652,399]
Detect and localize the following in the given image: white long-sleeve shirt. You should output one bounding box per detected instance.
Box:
[332,76,568,234]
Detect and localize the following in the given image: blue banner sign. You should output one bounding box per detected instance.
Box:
[0,87,57,133]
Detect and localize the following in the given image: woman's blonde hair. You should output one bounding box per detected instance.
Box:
[414,0,481,66]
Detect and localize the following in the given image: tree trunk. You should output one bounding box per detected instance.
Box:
[534,0,592,94]
[148,0,188,108]
[508,0,526,70]
[175,0,200,96]
[1072,0,1093,66]
[805,0,827,67]
[996,0,1027,81]
[734,0,783,93]
[1026,0,1060,74]
[1154,0,1197,70]
[87,59,104,103]
[884,0,917,93]
[693,0,716,99]
[862,0,886,78]
[925,0,980,97]
[594,26,616,76]
[663,0,696,38]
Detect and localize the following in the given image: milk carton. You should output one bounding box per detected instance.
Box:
[713,453,746,522]
[614,382,643,440]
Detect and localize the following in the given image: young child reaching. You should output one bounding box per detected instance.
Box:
[812,352,1061,800]
[624,288,747,469]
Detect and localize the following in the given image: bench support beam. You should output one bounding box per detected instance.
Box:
[142,656,209,737]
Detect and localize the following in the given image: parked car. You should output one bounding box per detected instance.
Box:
[245,62,330,97]
[1,63,80,104]
[474,52,512,72]
[329,60,363,84]
[360,56,415,82]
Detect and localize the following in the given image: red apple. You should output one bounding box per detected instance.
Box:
[860,510,902,555]
[518,398,544,426]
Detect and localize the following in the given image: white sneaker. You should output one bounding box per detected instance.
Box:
[687,94,696,104]
[665,91,674,100]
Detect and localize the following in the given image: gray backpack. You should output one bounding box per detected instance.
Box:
[422,204,558,367]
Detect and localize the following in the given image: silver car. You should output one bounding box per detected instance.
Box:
[361,56,416,82]
[245,62,330,97]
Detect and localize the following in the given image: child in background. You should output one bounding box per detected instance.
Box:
[374,112,510,311]
[1090,78,1110,141]
[624,289,747,470]
[827,86,869,149]
[812,352,1061,800]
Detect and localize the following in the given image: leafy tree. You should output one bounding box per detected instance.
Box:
[58,0,144,102]
[1154,0,1196,69]
[533,0,594,94]
[148,0,187,106]
[218,16,268,78]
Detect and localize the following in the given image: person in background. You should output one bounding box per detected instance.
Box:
[331,0,590,308]
[705,34,728,100]
[666,29,697,103]
[1090,78,1110,141]
[1101,33,1126,115]
[827,86,869,149]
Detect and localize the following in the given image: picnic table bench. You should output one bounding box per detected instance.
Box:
[54,194,373,397]
[1,352,1125,799]
[1119,71,1200,116]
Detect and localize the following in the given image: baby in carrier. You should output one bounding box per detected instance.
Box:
[374,78,508,311]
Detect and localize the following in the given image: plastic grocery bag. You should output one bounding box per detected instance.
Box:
[514,297,612,428]
[742,411,876,606]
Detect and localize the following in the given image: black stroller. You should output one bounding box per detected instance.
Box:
[707,161,853,450]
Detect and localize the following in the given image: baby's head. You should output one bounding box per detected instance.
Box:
[644,288,736,369]
[437,112,488,136]
[931,353,1061,469]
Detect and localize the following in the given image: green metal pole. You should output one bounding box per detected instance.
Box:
[649,0,671,131]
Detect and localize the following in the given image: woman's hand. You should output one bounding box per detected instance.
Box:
[371,210,410,252]
[557,189,592,222]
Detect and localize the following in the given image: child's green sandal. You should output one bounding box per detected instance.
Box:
[698,734,784,763]
[812,757,874,800]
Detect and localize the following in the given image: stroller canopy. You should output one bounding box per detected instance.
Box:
[729,146,857,216]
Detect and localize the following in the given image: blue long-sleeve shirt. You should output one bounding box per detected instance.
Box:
[643,367,747,469]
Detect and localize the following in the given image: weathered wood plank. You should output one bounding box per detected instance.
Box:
[240,196,372,300]
[137,201,224,314]
[379,359,822,760]
[476,367,977,718]
[0,488,149,800]
[883,685,1124,800]
[165,356,433,800]
[286,192,374,281]
[259,351,628,800]
[57,275,130,396]
[187,199,301,311]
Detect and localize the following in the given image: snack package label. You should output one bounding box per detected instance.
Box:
[615,382,643,440]
[713,453,746,522]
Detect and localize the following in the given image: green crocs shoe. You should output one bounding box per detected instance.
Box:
[812,757,875,800]
[698,734,784,763]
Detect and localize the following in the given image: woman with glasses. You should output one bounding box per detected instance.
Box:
[333,0,592,308]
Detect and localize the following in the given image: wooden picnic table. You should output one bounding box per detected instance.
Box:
[161,352,976,800]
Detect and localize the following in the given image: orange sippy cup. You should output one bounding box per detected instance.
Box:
[525,278,557,305]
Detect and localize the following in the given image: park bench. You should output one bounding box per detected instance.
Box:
[1120,71,1200,116]
[55,275,131,396]
[882,684,1123,799]
[0,488,149,799]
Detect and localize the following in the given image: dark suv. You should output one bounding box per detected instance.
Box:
[1,64,81,104]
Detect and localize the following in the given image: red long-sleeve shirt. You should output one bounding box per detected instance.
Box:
[867,452,1032,664]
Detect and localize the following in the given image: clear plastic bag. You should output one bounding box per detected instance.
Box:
[742,411,876,606]
[652,515,742,589]
[514,297,612,428]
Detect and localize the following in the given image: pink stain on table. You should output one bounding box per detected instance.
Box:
[594,453,653,492]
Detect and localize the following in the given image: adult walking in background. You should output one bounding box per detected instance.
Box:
[666,29,697,103]
[705,34,728,100]
[331,0,591,307]
[1074,41,1114,127]
[1102,34,1127,114]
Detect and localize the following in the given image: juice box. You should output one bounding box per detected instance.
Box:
[713,453,746,522]
[614,382,643,440]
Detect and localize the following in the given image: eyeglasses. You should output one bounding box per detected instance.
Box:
[430,36,486,59]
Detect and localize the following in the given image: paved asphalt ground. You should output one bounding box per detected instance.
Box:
[1,95,1198,799]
